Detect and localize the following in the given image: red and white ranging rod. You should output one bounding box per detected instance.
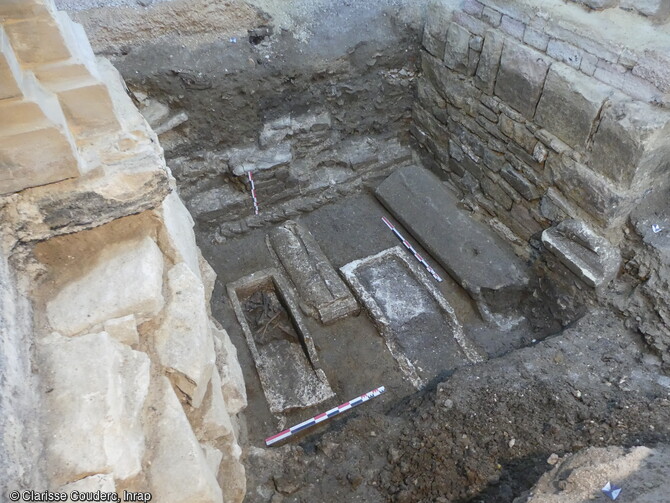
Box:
[381,216,443,282]
[265,386,386,446]
[248,171,259,215]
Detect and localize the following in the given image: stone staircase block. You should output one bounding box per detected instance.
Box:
[0,27,22,99]
[0,126,81,194]
[4,14,71,66]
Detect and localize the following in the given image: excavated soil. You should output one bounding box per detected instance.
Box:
[243,310,670,503]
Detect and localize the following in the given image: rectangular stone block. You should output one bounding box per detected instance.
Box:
[593,64,663,103]
[375,165,529,323]
[501,164,542,200]
[0,27,22,100]
[148,377,223,503]
[574,0,619,8]
[580,52,598,75]
[38,332,150,486]
[155,262,216,408]
[620,0,670,21]
[588,96,670,187]
[463,0,485,16]
[444,22,471,73]
[57,81,121,138]
[423,1,453,59]
[500,15,525,39]
[495,39,551,119]
[548,154,632,226]
[474,29,504,94]
[481,6,502,26]
[46,236,165,336]
[535,63,612,150]
[0,0,51,21]
[4,15,71,66]
[547,39,583,68]
[452,10,489,36]
[523,28,549,51]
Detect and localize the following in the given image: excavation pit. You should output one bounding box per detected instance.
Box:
[40,0,670,501]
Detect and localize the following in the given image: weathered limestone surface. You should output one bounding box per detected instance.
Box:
[495,40,550,119]
[268,220,359,324]
[103,314,139,346]
[160,190,202,280]
[155,262,215,408]
[190,367,235,443]
[588,96,670,186]
[38,331,150,486]
[375,165,529,320]
[59,474,116,495]
[46,236,165,336]
[211,322,248,415]
[1,2,247,500]
[542,219,621,288]
[0,246,41,493]
[147,377,223,503]
[535,63,612,149]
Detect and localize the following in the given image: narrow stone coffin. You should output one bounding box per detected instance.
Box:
[267,220,359,324]
[227,268,334,413]
[341,246,484,388]
[375,165,529,326]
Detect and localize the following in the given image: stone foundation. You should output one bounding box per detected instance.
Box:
[0,1,247,501]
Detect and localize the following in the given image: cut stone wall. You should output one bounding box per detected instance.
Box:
[415,0,670,344]
[0,1,247,501]
[416,0,670,241]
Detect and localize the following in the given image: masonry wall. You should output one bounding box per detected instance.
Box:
[0,2,248,501]
[413,0,670,253]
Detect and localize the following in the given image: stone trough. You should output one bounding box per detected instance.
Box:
[227,268,334,414]
[341,246,485,388]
